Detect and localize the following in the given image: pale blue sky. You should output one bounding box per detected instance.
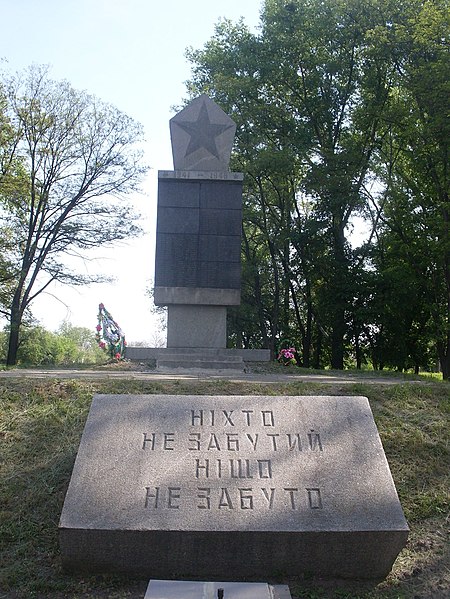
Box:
[0,0,262,342]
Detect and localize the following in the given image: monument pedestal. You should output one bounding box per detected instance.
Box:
[124,346,270,364]
[157,348,244,371]
[59,394,408,580]
[167,305,227,348]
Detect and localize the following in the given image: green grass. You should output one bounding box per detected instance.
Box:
[0,376,449,598]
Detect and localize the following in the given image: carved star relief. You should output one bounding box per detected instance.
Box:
[175,100,234,160]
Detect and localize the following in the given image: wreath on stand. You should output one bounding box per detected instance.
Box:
[95,303,126,360]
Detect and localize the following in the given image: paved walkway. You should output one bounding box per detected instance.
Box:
[0,367,437,385]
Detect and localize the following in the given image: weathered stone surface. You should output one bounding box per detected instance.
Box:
[124,346,270,362]
[60,395,408,580]
[157,351,244,371]
[154,286,241,306]
[159,170,244,181]
[144,581,291,598]
[167,305,227,349]
[169,95,237,171]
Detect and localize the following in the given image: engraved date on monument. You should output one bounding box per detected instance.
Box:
[144,486,323,511]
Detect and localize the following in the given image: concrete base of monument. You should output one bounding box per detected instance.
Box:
[125,346,271,368]
[167,305,228,349]
[157,351,245,371]
[59,395,409,581]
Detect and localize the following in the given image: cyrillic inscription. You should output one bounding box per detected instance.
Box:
[143,431,322,452]
[142,407,325,511]
[144,486,323,510]
[190,409,276,427]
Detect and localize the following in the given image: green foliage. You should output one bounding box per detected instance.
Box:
[0,64,147,365]
[186,1,396,367]
[0,321,105,366]
[185,0,449,377]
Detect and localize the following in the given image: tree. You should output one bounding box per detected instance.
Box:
[0,65,147,365]
[0,321,105,366]
[186,1,398,368]
[0,77,24,316]
[57,321,105,364]
[366,0,450,377]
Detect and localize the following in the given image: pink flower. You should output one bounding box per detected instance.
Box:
[115,352,121,360]
[96,324,102,332]
[99,342,106,349]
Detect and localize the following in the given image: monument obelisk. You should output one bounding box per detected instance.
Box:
[154,95,243,366]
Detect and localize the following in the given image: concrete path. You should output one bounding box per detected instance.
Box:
[0,367,437,385]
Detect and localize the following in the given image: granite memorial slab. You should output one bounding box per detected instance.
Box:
[59,394,408,580]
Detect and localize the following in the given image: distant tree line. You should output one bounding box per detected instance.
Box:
[185,0,449,378]
[0,322,105,366]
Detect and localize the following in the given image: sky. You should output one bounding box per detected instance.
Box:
[0,0,263,344]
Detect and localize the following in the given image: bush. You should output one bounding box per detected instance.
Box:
[1,322,105,366]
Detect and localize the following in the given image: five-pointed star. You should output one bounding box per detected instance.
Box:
[175,101,233,159]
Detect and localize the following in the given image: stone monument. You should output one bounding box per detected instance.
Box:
[154,95,244,369]
[59,394,408,580]
[59,98,408,588]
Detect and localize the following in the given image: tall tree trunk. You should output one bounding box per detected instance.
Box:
[304,304,313,368]
[268,241,281,359]
[313,324,323,370]
[254,271,270,351]
[355,331,362,369]
[437,340,450,380]
[330,216,349,370]
[6,296,22,366]
[439,204,450,380]
[331,307,345,370]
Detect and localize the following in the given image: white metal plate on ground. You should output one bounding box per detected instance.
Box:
[144,580,272,598]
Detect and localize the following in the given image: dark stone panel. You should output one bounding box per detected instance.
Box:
[198,261,241,289]
[157,207,199,234]
[158,180,200,208]
[155,234,199,288]
[172,263,198,288]
[199,181,243,210]
[155,178,242,291]
[199,209,241,236]
[155,258,197,288]
[198,235,241,263]
[155,234,198,264]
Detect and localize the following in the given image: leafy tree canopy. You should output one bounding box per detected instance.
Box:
[0,65,148,365]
